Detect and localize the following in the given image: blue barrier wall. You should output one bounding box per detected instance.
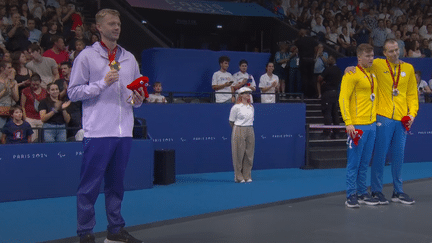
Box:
[135,103,307,174]
[141,48,272,93]
[406,104,432,162]
[0,140,154,202]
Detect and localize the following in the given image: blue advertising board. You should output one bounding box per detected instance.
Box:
[0,140,154,202]
[134,103,306,174]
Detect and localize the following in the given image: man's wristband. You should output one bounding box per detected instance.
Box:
[51,108,58,113]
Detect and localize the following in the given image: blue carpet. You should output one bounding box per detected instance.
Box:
[1,162,431,242]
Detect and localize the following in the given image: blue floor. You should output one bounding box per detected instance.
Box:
[2,162,432,242]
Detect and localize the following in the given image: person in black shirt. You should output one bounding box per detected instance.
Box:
[6,13,31,52]
[54,61,82,139]
[38,82,70,142]
[318,55,342,139]
[295,29,318,98]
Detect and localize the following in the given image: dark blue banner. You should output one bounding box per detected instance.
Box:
[405,104,432,162]
[127,0,277,17]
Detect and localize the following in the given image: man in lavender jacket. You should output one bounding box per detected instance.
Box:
[68,9,144,243]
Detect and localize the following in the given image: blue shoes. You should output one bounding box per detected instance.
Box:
[345,194,360,208]
[371,191,390,205]
[357,193,379,206]
[391,192,415,205]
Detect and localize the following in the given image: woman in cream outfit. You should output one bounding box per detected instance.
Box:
[229,87,255,183]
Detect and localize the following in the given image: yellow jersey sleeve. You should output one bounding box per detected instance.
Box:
[339,72,358,126]
[406,65,419,117]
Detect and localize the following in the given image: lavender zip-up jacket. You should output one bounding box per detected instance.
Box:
[68,42,141,138]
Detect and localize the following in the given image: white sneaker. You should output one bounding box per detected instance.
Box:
[246,179,252,183]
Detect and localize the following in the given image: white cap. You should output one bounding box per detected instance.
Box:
[237,87,252,94]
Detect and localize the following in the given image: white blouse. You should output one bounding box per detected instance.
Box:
[229,103,254,126]
[259,73,279,103]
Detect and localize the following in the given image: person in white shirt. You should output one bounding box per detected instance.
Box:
[229,87,255,183]
[212,56,234,103]
[420,24,432,40]
[259,62,279,103]
[147,82,167,103]
[416,70,431,103]
[312,16,326,36]
[232,59,256,103]
[419,18,432,38]
[27,18,41,43]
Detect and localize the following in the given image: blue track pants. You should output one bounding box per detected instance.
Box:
[77,137,132,237]
[346,123,376,197]
[371,115,407,194]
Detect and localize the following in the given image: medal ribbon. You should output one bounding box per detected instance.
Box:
[100,41,118,66]
[357,65,374,95]
[386,59,401,90]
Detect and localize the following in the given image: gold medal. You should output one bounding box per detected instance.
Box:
[110,60,121,71]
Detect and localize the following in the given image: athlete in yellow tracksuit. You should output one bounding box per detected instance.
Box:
[339,44,378,207]
[369,39,418,205]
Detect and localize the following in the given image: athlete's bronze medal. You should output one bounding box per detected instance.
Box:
[110,60,121,71]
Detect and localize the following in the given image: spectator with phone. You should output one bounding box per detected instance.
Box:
[212,55,234,103]
[6,12,30,52]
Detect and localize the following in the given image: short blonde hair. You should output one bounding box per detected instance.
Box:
[357,43,374,56]
[95,9,120,24]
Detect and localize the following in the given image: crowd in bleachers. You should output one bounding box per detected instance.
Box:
[265,0,432,58]
[0,0,100,144]
[261,0,432,101]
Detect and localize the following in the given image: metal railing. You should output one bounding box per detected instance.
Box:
[152,91,304,103]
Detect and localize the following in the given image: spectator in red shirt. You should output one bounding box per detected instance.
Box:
[42,35,69,78]
[43,35,69,65]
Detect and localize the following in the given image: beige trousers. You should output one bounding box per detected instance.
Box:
[26,117,43,142]
[231,125,255,181]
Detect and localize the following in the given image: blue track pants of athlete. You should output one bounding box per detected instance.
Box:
[346,122,376,197]
[77,137,132,237]
[371,115,407,194]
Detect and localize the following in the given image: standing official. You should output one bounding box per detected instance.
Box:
[229,87,255,183]
[68,9,144,243]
